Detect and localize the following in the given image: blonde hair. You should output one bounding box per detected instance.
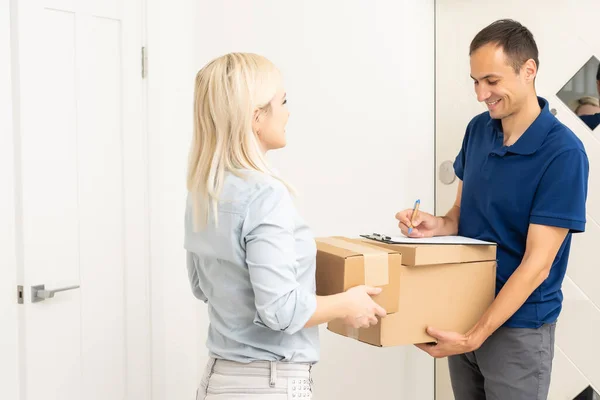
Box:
[187,52,289,230]
[570,96,600,114]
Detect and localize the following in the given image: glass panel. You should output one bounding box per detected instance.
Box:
[556,56,600,133]
[574,385,600,400]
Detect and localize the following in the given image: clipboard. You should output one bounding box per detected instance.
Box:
[360,232,495,246]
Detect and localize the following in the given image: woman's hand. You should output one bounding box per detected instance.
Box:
[340,286,387,328]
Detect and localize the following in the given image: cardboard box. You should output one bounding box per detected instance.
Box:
[327,239,497,346]
[315,237,402,314]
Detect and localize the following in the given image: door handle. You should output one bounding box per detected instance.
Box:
[438,160,456,185]
[31,284,80,303]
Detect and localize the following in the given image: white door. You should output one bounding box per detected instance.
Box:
[435,1,600,399]
[6,0,151,398]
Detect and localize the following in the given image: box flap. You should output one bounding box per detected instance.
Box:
[316,237,394,287]
[316,236,400,258]
[359,239,496,266]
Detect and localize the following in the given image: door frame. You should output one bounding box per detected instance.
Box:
[120,0,153,397]
[1,0,22,399]
[433,1,444,398]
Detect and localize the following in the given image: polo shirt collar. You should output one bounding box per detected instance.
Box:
[486,96,554,155]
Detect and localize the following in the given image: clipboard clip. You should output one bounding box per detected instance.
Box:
[362,232,391,242]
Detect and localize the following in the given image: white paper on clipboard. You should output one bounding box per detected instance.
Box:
[360,233,495,245]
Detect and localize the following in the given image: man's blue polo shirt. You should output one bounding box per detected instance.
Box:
[453,97,589,329]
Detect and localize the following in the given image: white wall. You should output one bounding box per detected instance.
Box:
[148,1,435,399]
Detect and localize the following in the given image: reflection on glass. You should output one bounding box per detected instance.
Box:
[573,385,600,400]
[556,56,600,132]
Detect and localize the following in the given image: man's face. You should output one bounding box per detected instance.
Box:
[470,43,535,120]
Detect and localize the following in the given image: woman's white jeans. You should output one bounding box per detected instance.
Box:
[196,358,314,399]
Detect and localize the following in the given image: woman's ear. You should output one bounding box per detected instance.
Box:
[252,109,262,135]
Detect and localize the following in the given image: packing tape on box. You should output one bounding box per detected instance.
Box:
[346,325,360,340]
[317,237,389,286]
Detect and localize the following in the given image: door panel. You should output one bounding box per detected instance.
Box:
[12,0,149,398]
[21,7,82,398]
[77,14,126,396]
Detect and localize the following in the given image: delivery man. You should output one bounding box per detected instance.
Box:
[395,19,589,400]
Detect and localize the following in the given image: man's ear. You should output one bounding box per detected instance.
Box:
[523,59,537,83]
[596,80,600,98]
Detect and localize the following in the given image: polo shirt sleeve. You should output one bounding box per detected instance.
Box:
[530,149,589,233]
[453,119,474,181]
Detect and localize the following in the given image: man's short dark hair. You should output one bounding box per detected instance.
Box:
[596,62,600,81]
[470,19,539,74]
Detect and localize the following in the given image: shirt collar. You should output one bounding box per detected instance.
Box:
[486,96,555,155]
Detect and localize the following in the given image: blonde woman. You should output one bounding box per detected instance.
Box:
[570,95,600,116]
[185,53,386,400]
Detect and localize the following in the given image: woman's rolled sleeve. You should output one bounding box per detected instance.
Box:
[243,181,316,335]
[186,251,208,302]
